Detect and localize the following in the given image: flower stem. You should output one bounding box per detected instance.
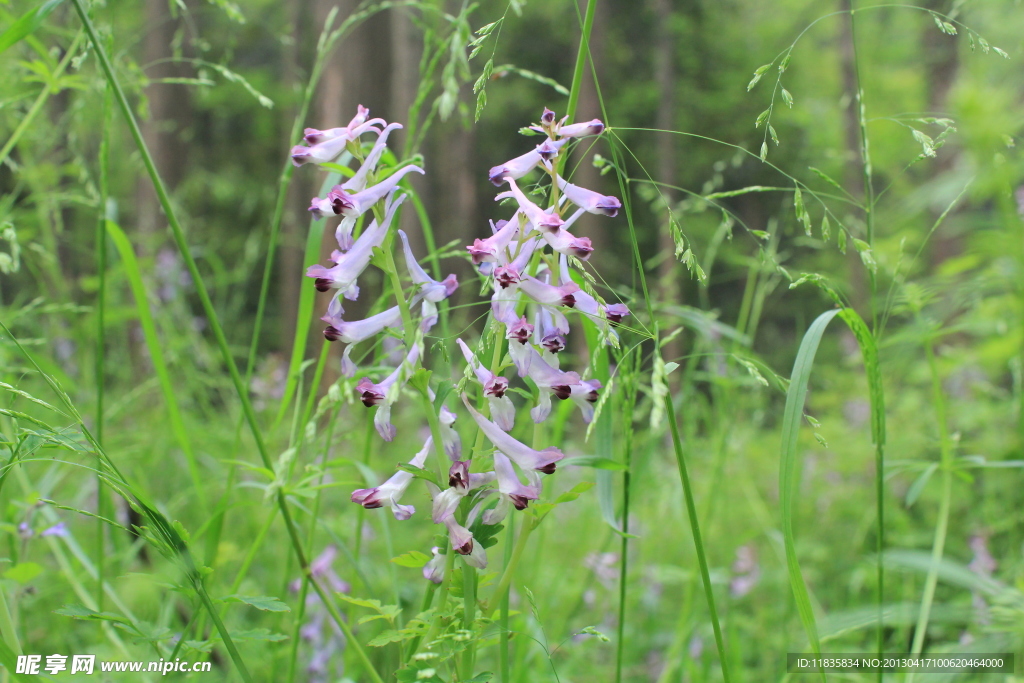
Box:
[907,332,955,683]
[490,514,538,605]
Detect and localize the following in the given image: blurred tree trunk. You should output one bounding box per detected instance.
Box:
[391,5,427,252]
[278,0,316,350]
[135,0,192,249]
[922,0,960,265]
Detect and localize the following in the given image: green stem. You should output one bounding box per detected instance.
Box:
[665,392,731,683]
[614,351,637,683]
[194,581,253,683]
[0,32,83,168]
[499,514,515,683]
[0,585,21,657]
[69,5,385,682]
[489,514,538,605]
[907,333,955,682]
[849,5,878,329]
[94,82,112,612]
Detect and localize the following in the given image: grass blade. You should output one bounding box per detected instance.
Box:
[780,308,839,671]
[105,220,206,509]
[666,391,731,683]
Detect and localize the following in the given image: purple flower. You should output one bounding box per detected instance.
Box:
[461,394,564,473]
[305,193,405,298]
[557,176,621,217]
[518,275,578,308]
[566,379,602,423]
[457,339,516,431]
[483,452,541,524]
[467,218,519,265]
[302,105,383,144]
[556,118,605,138]
[399,230,458,305]
[499,178,564,233]
[40,522,68,538]
[350,437,431,519]
[489,149,542,186]
[431,467,496,524]
[355,342,422,441]
[325,164,424,219]
[443,516,475,555]
[423,546,445,583]
[521,346,582,422]
[536,138,568,161]
[542,229,594,260]
[291,107,386,167]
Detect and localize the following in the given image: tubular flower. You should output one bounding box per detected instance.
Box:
[355,341,422,441]
[557,176,622,217]
[489,149,543,186]
[302,105,383,144]
[457,339,516,431]
[350,436,431,520]
[305,192,405,298]
[323,165,425,251]
[423,547,445,584]
[399,230,458,314]
[461,394,564,473]
[483,452,542,524]
[467,218,519,265]
[498,178,564,232]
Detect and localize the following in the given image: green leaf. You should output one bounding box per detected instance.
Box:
[0,0,65,56]
[4,562,42,584]
[223,595,290,612]
[391,551,431,568]
[780,309,840,666]
[561,455,627,471]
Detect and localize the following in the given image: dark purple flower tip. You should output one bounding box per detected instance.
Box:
[323,326,342,342]
[507,317,534,344]
[485,376,509,398]
[510,494,531,510]
[327,186,355,215]
[597,196,622,217]
[441,274,459,298]
[449,460,471,489]
[351,488,383,508]
[569,237,594,260]
[494,266,521,289]
[551,385,573,401]
[314,278,332,292]
[355,378,385,407]
[605,303,630,324]
[537,139,561,160]
[454,539,474,555]
[541,108,556,125]
[536,462,557,475]
[303,128,327,144]
[290,145,312,167]
[542,333,566,354]
[561,293,577,308]
[489,165,512,186]
[467,239,492,265]
[538,213,565,232]
[586,388,600,403]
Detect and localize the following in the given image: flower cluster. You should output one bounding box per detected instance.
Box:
[294,106,626,577]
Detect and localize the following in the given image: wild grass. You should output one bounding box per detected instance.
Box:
[0,0,1021,682]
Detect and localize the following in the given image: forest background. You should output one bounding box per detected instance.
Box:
[0,0,1023,681]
